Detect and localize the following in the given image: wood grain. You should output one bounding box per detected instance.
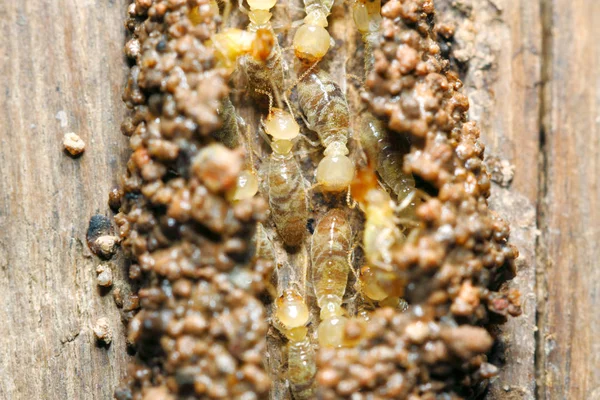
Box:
[538,0,600,398]
[0,0,597,399]
[0,1,131,399]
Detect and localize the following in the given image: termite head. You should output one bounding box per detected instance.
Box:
[227,170,259,201]
[275,288,310,330]
[358,265,388,301]
[293,24,331,63]
[317,313,349,348]
[212,29,254,68]
[247,0,277,11]
[264,108,300,140]
[316,141,356,192]
[250,28,275,61]
[352,0,382,34]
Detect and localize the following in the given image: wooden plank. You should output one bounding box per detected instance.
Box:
[435,0,541,397]
[538,0,600,398]
[0,1,131,399]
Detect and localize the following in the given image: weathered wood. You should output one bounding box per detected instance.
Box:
[538,0,600,398]
[0,1,131,399]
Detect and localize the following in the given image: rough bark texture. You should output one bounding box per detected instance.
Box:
[0,0,597,399]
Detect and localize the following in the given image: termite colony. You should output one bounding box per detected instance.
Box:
[112,0,521,399]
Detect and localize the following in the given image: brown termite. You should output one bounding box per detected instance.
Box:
[261,99,309,248]
[211,0,285,105]
[350,163,421,302]
[360,113,418,214]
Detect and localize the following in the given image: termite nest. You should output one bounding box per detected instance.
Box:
[112,0,521,399]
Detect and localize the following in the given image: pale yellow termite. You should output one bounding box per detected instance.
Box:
[273,287,316,400]
[350,165,414,302]
[211,0,285,105]
[352,0,382,74]
[292,0,335,63]
[297,70,356,192]
[310,209,354,347]
[267,140,308,248]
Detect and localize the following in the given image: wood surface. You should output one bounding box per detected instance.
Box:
[0,1,131,399]
[0,0,597,399]
[537,0,600,398]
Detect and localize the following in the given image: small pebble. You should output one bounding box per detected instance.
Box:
[95,235,119,259]
[63,132,85,156]
[93,317,112,345]
[96,264,113,287]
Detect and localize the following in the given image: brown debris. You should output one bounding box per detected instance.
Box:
[95,235,120,259]
[96,264,114,287]
[63,132,85,156]
[113,1,272,399]
[93,317,113,345]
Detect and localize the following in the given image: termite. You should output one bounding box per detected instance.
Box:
[273,286,316,399]
[310,209,353,347]
[360,114,417,212]
[296,69,356,192]
[352,0,382,74]
[350,163,413,300]
[263,105,309,248]
[292,0,335,63]
[211,0,285,104]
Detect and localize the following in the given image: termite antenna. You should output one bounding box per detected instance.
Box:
[307,182,322,193]
[258,123,273,147]
[244,125,257,173]
[285,60,320,98]
[255,88,273,116]
[284,96,296,120]
[347,185,358,209]
[297,135,320,147]
[222,0,233,25]
[238,0,249,15]
[347,242,359,272]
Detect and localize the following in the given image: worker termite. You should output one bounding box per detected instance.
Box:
[292,0,335,63]
[297,69,356,192]
[360,114,418,216]
[213,97,241,149]
[352,0,382,74]
[310,209,353,347]
[285,327,317,400]
[224,117,260,202]
[273,286,316,399]
[211,0,285,104]
[263,105,309,248]
[350,164,415,300]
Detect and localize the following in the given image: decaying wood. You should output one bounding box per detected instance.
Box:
[0,1,131,399]
[538,0,600,398]
[0,0,597,399]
